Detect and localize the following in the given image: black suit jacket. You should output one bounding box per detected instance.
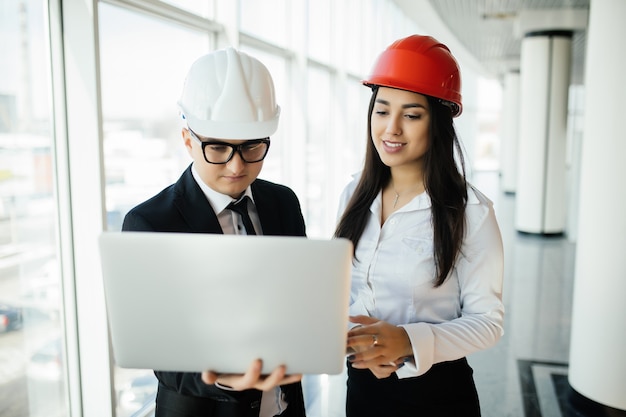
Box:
[122,165,307,417]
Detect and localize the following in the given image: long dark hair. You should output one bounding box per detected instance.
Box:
[334,86,468,287]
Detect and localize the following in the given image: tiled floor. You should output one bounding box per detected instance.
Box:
[302,171,626,417]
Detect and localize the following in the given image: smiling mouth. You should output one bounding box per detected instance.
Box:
[383,140,405,148]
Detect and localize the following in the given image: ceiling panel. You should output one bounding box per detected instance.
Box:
[421,0,590,84]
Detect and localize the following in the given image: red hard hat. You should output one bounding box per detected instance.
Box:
[363,35,463,117]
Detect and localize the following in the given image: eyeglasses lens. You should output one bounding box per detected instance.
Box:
[204,141,269,164]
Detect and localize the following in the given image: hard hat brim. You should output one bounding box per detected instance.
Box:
[184,107,280,140]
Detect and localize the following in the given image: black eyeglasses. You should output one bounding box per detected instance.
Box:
[188,128,270,164]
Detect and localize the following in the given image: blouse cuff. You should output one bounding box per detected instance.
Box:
[396,322,435,378]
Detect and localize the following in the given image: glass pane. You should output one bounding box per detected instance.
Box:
[343,0,365,75]
[474,77,502,171]
[98,3,212,415]
[239,0,288,48]
[341,78,369,182]
[307,0,331,63]
[0,0,67,416]
[238,46,288,183]
[305,66,331,237]
[99,2,211,232]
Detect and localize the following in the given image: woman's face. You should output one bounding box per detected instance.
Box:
[370,87,430,171]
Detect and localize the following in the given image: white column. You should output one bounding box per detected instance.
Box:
[500,71,520,194]
[568,0,626,410]
[515,32,572,234]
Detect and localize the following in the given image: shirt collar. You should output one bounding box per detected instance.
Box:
[368,181,481,216]
[371,189,432,215]
[394,187,481,211]
[191,163,255,214]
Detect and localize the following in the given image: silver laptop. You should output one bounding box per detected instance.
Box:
[98,231,352,375]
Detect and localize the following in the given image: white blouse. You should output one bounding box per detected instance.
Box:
[337,174,505,378]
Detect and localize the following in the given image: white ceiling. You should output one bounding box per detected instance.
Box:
[394,0,590,84]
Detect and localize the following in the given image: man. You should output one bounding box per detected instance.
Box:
[122,47,306,417]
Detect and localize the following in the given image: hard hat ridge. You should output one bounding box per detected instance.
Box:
[212,47,257,123]
[178,47,280,139]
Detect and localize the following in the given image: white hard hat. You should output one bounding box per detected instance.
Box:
[178,47,280,139]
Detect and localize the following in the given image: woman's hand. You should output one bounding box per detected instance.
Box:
[202,359,302,391]
[346,315,413,379]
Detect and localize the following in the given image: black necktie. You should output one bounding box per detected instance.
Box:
[227,196,256,235]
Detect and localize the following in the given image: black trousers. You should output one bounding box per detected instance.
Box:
[154,383,306,417]
[346,357,481,417]
[155,384,261,417]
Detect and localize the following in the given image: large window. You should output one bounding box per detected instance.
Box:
[238,46,291,184]
[239,0,290,48]
[305,66,333,237]
[0,0,67,416]
[98,3,213,414]
[99,2,211,231]
[307,0,331,63]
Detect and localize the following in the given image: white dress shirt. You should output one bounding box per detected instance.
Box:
[338,172,505,378]
[191,164,287,416]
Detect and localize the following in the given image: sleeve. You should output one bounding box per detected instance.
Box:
[122,209,155,231]
[337,175,371,329]
[396,199,505,378]
[336,176,358,223]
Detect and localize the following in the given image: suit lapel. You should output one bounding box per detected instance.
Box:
[252,181,282,236]
[173,167,224,234]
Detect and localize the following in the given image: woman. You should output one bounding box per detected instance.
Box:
[335,35,504,416]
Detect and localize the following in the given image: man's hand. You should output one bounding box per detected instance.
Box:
[202,359,302,391]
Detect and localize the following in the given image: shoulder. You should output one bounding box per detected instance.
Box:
[338,172,362,206]
[127,167,193,213]
[122,184,178,230]
[251,178,304,216]
[251,178,306,236]
[127,184,178,215]
[464,184,500,241]
[467,184,494,207]
[122,168,193,230]
[252,178,299,201]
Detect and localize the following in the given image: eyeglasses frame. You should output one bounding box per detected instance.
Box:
[187,127,271,164]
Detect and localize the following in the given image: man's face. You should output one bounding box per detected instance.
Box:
[183,128,264,198]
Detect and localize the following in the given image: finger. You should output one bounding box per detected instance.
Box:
[347,332,377,349]
[202,370,218,385]
[350,356,399,375]
[350,358,387,370]
[371,365,397,379]
[347,321,380,338]
[349,315,378,326]
[348,351,386,367]
[348,334,381,359]
[238,359,263,389]
[256,365,287,391]
[279,373,303,386]
[217,359,262,390]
